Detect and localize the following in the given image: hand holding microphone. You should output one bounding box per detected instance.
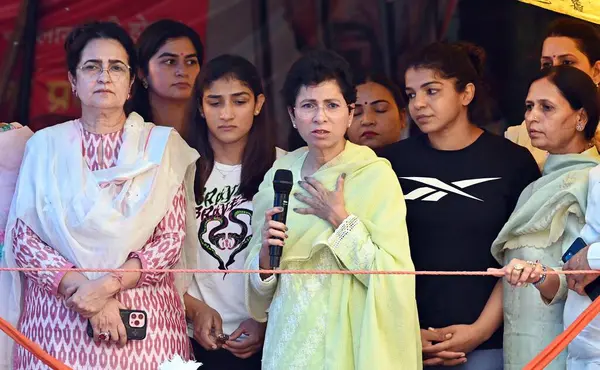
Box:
[258,170,350,273]
[259,170,293,272]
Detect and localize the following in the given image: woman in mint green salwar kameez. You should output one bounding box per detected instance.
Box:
[244,50,422,370]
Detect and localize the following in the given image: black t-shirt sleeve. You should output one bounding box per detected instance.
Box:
[508,147,541,213]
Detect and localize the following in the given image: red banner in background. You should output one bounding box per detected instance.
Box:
[1,0,208,130]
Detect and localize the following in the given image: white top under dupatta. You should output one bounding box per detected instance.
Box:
[0,112,199,368]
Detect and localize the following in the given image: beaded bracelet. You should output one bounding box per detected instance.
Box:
[533,264,547,287]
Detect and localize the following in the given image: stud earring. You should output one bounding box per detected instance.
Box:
[142,79,149,89]
[577,123,584,131]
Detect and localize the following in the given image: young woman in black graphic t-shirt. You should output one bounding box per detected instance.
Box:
[379,42,540,369]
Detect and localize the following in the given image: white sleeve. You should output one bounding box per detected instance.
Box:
[587,242,600,270]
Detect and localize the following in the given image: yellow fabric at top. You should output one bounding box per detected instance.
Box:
[519,0,600,25]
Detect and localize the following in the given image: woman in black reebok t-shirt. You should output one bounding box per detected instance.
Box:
[380,42,540,369]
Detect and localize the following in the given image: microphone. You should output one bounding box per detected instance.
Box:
[270,169,293,268]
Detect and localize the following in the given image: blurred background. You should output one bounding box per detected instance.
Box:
[0,0,597,149]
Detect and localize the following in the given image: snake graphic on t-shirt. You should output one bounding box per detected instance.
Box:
[198,206,253,277]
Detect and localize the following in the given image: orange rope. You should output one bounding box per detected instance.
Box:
[0,316,71,370]
[0,267,599,275]
[1,266,599,367]
[524,295,600,369]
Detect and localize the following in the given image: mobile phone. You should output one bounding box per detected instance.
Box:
[562,238,600,301]
[562,237,587,263]
[86,309,147,340]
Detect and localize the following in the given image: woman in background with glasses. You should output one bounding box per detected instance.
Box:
[244,50,421,369]
[0,22,199,369]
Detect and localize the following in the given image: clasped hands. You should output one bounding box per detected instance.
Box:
[61,273,127,346]
[421,323,488,367]
[190,301,265,359]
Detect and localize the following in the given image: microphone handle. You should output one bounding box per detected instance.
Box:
[269,192,289,268]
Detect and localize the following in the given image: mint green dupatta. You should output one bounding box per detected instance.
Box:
[492,147,600,261]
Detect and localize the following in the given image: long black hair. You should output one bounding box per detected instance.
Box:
[131,19,204,125]
[194,54,276,203]
[405,41,492,125]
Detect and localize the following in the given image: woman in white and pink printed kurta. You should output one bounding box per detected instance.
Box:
[11,125,190,369]
[0,22,200,370]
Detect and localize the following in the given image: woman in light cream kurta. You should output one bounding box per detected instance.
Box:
[244,50,421,370]
[490,66,600,370]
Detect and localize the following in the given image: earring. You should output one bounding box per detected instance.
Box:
[292,122,297,129]
[142,79,149,89]
[577,123,584,131]
[254,110,260,115]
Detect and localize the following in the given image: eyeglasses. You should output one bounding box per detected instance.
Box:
[77,63,131,82]
[294,102,350,120]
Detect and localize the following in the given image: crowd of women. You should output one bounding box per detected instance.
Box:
[0,14,599,370]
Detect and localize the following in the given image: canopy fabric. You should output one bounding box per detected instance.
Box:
[519,0,600,25]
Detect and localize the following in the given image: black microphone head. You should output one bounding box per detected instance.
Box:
[273,169,293,194]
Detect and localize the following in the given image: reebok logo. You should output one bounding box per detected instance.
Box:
[400,177,501,202]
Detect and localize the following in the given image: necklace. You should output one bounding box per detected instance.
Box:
[214,163,240,179]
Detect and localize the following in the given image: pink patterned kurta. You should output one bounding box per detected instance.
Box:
[12,125,191,369]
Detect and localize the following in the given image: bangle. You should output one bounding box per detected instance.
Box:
[533,264,547,287]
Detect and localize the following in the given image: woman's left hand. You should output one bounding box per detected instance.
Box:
[293,174,349,228]
[223,319,266,359]
[66,275,120,318]
[89,298,128,347]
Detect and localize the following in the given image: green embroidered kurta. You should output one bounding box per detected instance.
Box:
[245,142,422,370]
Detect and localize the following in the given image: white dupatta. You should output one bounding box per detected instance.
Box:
[0,112,199,368]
